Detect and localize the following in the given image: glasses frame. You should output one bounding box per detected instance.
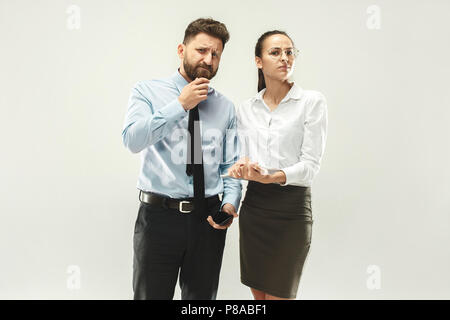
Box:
[266,47,300,60]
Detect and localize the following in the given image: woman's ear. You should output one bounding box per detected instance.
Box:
[255,56,263,69]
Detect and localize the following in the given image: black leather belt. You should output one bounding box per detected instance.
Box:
[139,190,220,214]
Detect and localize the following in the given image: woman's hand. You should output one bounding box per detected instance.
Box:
[228,157,272,184]
[227,157,249,178]
[240,162,272,184]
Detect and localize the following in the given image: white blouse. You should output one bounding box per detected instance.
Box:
[236,83,328,187]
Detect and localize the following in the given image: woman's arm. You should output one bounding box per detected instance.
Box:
[279,92,328,186]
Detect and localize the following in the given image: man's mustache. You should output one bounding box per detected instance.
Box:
[197,64,213,72]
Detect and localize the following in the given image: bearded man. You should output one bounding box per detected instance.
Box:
[122,17,241,300]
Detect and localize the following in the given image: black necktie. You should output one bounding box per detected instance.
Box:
[186,106,206,214]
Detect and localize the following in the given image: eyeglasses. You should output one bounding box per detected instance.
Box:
[267,47,300,60]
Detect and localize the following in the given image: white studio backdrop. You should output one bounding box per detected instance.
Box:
[0,0,449,299]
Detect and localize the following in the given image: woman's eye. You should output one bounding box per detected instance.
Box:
[270,50,280,56]
[286,50,293,55]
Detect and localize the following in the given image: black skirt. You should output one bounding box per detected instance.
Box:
[239,181,313,299]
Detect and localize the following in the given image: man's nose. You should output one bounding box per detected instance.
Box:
[203,52,213,65]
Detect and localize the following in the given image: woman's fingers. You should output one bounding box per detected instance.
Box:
[229,161,264,180]
[251,163,263,173]
[239,165,246,179]
[247,163,253,178]
[228,163,244,178]
[236,164,243,177]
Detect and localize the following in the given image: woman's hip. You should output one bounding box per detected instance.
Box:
[242,181,313,219]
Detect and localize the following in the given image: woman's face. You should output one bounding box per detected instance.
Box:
[256,34,296,82]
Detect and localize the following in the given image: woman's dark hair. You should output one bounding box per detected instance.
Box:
[183,17,230,49]
[255,30,294,92]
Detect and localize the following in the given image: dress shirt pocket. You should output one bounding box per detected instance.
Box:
[202,141,223,166]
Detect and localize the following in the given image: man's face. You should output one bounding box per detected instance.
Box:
[181,32,223,80]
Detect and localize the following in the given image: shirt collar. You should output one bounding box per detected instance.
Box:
[172,69,214,95]
[252,82,303,103]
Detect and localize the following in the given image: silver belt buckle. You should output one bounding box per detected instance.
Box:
[179,201,192,213]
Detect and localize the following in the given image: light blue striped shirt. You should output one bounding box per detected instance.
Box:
[122,70,242,210]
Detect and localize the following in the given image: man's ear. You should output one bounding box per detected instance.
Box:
[177,43,186,60]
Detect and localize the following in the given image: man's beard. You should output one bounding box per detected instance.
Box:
[183,59,218,80]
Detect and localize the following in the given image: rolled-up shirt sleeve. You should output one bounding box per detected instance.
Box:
[280,92,328,186]
[122,82,187,154]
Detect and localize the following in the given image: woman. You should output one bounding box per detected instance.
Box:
[228,30,328,300]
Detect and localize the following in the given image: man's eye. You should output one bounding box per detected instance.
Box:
[198,49,206,53]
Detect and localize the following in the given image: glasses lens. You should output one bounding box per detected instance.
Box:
[286,48,299,58]
[268,47,299,59]
[269,48,281,57]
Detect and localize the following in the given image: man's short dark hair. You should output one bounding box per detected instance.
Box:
[183,18,230,49]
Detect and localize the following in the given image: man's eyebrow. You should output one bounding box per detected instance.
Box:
[197,46,220,50]
[269,46,294,49]
[196,46,222,54]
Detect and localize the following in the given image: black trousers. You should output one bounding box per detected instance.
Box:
[132,196,227,300]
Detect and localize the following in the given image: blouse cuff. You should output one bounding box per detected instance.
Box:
[279,165,296,186]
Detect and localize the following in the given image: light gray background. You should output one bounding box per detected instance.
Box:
[1,0,449,299]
